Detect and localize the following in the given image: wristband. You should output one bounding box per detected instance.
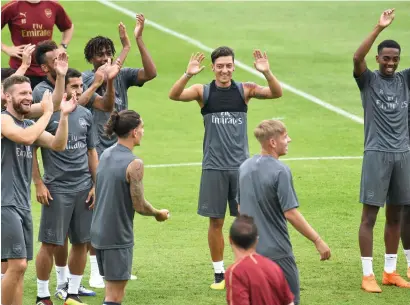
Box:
[184,72,192,79]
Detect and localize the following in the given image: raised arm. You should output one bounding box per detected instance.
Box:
[134,14,157,83]
[353,9,395,77]
[243,50,282,102]
[116,22,131,67]
[52,52,69,111]
[77,64,106,108]
[34,93,76,151]
[168,53,205,103]
[1,90,53,145]
[127,159,169,220]
[92,61,120,112]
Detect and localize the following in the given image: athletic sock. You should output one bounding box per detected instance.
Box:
[384,254,397,273]
[36,296,51,303]
[103,302,121,305]
[90,255,99,276]
[37,279,50,298]
[212,261,225,274]
[65,265,69,280]
[68,274,83,295]
[55,265,68,288]
[404,249,410,268]
[361,257,374,276]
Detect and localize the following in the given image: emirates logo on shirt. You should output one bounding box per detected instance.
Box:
[45,8,52,18]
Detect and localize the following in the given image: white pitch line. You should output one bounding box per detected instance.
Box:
[145,156,363,168]
[97,0,364,125]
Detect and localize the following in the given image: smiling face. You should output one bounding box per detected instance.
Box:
[212,55,235,85]
[91,46,114,70]
[270,131,292,157]
[376,47,400,76]
[5,82,33,115]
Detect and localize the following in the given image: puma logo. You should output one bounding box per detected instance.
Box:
[19,12,27,18]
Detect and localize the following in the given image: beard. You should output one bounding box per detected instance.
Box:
[50,70,57,81]
[12,98,30,115]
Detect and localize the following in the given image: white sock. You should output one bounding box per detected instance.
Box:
[404,249,410,268]
[89,255,99,276]
[55,266,67,288]
[384,254,397,273]
[68,274,83,295]
[361,257,374,276]
[212,261,225,274]
[65,265,69,280]
[37,279,50,298]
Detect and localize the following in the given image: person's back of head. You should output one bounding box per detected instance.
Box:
[229,214,258,250]
[104,110,144,147]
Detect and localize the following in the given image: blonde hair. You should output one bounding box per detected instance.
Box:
[254,120,286,143]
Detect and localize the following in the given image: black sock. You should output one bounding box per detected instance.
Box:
[103,302,121,305]
[36,296,50,303]
[66,293,78,300]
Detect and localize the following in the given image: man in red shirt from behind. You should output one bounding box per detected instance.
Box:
[226,215,295,305]
[1,0,74,89]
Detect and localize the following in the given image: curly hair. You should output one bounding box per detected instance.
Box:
[84,36,116,63]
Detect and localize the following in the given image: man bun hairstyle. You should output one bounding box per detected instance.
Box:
[105,110,142,138]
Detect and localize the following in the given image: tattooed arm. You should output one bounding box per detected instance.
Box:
[243,77,282,103]
[242,49,282,103]
[126,159,169,221]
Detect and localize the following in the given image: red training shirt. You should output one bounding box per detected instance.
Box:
[1,0,72,76]
[226,253,294,305]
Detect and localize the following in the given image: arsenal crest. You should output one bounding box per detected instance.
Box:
[45,8,52,18]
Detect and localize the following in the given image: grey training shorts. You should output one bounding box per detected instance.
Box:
[360,151,410,207]
[38,187,93,246]
[272,256,300,305]
[1,206,33,261]
[96,247,133,281]
[197,169,239,218]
